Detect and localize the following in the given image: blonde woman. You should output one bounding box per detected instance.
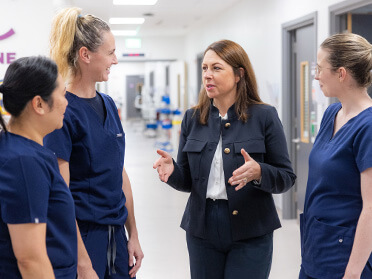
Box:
[300,33,372,279]
[45,7,143,279]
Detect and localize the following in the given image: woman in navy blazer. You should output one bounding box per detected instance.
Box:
[153,39,296,279]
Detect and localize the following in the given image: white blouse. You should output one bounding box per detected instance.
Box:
[206,113,228,200]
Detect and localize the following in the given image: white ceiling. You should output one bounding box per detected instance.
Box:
[70,0,242,36]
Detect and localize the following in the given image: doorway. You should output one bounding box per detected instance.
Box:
[330,0,372,96]
[282,12,317,219]
[126,75,144,119]
[196,53,203,102]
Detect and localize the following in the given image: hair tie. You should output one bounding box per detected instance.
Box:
[78,14,83,18]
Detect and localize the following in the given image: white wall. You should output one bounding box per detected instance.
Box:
[0,0,62,79]
[114,36,186,61]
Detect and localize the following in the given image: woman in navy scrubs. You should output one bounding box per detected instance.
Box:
[300,33,372,279]
[0,56,77,278]
[44,7,143,279]
[153,40,296,279]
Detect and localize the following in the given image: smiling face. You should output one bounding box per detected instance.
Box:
[202,50,240,105]
[315,48,341,98]
[88,31,118,82]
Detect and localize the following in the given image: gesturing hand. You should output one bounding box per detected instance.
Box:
[153,149,174,183]
[228,148,262,191]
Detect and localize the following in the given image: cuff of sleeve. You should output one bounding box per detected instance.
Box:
[252,177,262,185]
[166,158,178,185]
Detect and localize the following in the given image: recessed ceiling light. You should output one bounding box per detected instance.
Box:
[109,18,145,24]
[111,30,137,36]
[113,0,158,5]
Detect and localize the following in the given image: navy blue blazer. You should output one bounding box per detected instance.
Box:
[167,103,296,241]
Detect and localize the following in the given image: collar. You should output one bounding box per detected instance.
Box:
[209,100,238,120]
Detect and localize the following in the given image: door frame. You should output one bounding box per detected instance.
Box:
[330,0,372,34]
[281,12,317,219]
[329,0,372,102]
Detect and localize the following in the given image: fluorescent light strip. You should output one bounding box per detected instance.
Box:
[113,0,158,5]
[109,18,145,24]
[112,30,137,36]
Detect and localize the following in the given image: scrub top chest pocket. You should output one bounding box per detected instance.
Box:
[89,129,125,173]
[233,139,266,167]
[182,139,207,181]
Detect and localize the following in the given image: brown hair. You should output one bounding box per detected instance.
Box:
[49,7,110,80]
[321,33,372,88]
[194,39,263,124]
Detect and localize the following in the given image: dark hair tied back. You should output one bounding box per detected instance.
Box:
[0,56,59,132]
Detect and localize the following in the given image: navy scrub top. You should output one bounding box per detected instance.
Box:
[44,92,128,226]
[0,132,77,278]
[301,103,372,279]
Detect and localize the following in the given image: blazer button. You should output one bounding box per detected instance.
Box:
[232,210,239,216]
[224,148,230,154]
[225,122,231,128]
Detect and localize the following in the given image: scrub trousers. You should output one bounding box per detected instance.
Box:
[299,262,372,279]
[78,221,134,279]
[186,199,273,279]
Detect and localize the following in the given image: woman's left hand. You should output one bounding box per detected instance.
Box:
[228,148,262,191]
[127,236,144,278]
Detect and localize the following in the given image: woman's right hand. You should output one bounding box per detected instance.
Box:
[153,149,174,183]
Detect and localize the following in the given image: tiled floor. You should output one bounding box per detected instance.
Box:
[123,120,301,279]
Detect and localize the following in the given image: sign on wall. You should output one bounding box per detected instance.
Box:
[0,28,17,65]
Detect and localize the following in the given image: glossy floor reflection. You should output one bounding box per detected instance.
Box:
[123,120,301,279]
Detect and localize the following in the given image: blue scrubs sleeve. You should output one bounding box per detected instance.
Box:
[353,121,372,173]
[1,156,50,224]
[44,114,73,162]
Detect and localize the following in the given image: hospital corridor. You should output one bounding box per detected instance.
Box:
[1,0,372,278]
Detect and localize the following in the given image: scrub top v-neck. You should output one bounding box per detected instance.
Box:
[0,132,77,278]
[301,102,372,278]
[44,91,128,226]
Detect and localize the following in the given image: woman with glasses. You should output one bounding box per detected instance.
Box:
[300,33,372,279]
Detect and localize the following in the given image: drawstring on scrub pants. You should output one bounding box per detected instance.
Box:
[107,225,117,275]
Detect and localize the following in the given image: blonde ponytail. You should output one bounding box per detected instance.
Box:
[50,7,81,80]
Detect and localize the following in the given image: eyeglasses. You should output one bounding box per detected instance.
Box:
[315,65,334,76]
